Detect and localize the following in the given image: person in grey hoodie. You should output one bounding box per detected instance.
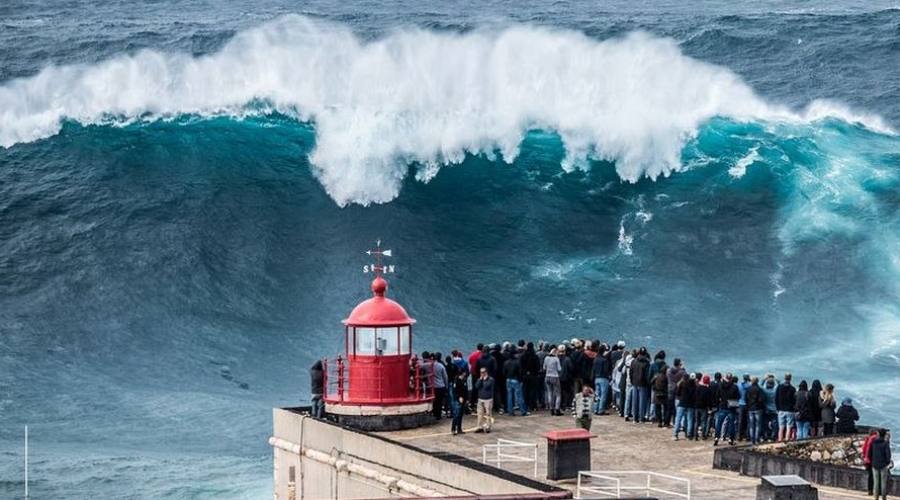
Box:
[543,347,563,415]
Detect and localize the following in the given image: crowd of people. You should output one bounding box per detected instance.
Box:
[310,338,893,498]
[413,339,872,446]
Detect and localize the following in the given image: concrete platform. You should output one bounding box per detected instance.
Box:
[378,412,874,499]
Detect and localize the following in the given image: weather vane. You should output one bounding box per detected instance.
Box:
[363,239,394,276]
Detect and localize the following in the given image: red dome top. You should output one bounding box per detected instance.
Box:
[343,277,415,326]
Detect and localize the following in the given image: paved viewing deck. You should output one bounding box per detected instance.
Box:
[380,412,872,499]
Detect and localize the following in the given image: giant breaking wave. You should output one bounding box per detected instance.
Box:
[0,15,893,205]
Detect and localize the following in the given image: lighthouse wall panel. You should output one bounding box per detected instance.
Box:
[271,408,546,499]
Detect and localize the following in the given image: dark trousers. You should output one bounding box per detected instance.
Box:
[494,378,506,412]
[866,464,873,494]
[823,422,834,436]
[561,379,574,409]
[432,388,446,419]
[654,402,665,425]
[525,375,541,410]
[666,395,676,426]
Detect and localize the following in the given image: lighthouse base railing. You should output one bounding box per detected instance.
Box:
[322,356,435,405]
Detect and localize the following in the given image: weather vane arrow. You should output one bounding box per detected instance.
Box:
[363,240,395,275]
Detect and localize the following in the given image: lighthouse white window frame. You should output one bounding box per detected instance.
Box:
[349,325,410,356]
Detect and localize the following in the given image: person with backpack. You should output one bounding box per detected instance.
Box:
[449,370,468,435]
[652,370,669,427]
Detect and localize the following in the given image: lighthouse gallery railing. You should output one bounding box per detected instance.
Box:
[322,357,435,403]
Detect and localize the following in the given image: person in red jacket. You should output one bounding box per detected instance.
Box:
[862,428,879,495]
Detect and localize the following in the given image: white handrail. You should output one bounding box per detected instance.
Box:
[481,439,539,478]
[577,471,691,499]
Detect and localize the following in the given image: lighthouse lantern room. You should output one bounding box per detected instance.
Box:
[323,241,434,431]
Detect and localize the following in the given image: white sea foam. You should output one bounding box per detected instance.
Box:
[0,15,892,205]
[729,146,761,178]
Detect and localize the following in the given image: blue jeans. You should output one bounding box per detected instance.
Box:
[630,386,649,422]
[624,385,633,417]
[594,378,610,413]
[450,400,464,432]
[673,406,695,437]
[506,379,526,415]
[748,410,763,444]
[796,420,811,439]
[311,394,325,418]
[715,408,736,440]
[696,409,710,438]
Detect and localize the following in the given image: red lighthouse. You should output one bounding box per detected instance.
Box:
[323,241,434,431]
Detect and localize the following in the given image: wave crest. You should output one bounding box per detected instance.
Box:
[0,15,891,205]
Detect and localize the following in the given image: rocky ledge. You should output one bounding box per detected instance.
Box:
[758,436,866,467]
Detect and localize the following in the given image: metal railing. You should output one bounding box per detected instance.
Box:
[322,356,435,402]
[576,471,691,499]
[481,439,539,478]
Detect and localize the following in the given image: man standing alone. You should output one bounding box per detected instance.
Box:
[475,368,495,433]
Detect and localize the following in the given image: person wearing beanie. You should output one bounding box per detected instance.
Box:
[835,397,859,434]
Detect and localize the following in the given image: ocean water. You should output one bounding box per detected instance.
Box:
[2,1,900,498]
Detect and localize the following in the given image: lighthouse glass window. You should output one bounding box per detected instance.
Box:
[353,327,401,355]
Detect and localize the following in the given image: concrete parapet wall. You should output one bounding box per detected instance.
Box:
[272,408,568,499]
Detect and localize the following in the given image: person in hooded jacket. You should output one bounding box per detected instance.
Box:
[592,345,612,415]
[310,360,325,419]
[491,345,507,413]
[560,346,576,410]
[666,359,686,427]
[808,379,822,437]
[652,370,669,427]
[870,429,893,500]
[714,373,740,446]
[794,380,813,439]
[694,374,715,440]
[629,347,651,423]
[673,374,696,440]
[648,350,667,421]
[835,398,859,434]
[520,342,541,413]
[761,375,778,441]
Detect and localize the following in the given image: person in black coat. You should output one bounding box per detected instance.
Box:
[835,398,860,434]
[714,374,741,445]
[310,360,325,418]
[593,348,612,415]
[870,429,893,500]
[744,377,766,444]
[520,342,541,412]
[775,373,797,441]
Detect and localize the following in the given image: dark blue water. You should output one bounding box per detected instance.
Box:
[2,2,899,498]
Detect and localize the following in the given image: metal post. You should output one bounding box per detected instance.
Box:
[646,473,651,498]
[533,444,538,478]
[576,473,582,499]
[24,425,28,498]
